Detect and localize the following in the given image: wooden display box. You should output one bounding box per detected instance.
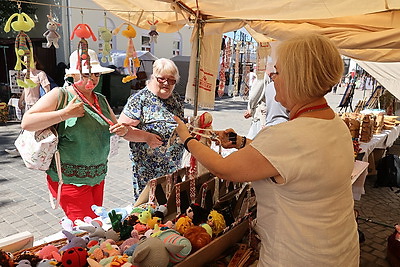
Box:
[176,219,249,267]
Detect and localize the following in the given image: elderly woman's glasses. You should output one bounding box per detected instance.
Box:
[156,76,177,85]
[82,73,101,78]
[269,66,279,79]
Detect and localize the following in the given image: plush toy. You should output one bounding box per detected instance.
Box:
[175,216,194,235]
[207,210,226,236]
[80,220,106,241]
[61,247,88,267]
[186,203,209,226]
[16,259,32,267]
[13,251,40,267]
[59,230,88,252]
[4,12,36,88]
[133,237,183,267]
[36,259,58,267]
[157,229,192,264]
[184,226,212,252]
[37,244,61,261]
[98,26,112,63]
[113,22,140,83]
[147,20,159,44]
[0,249,13,267]
[70,23,97,89]
[43,13,61,48]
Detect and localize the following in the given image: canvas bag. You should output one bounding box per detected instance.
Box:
[15,88,68,171]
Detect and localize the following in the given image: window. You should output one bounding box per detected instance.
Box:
[141,36,151,52]
[173,40,180,56]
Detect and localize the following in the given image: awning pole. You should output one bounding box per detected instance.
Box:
[193,20,203,117]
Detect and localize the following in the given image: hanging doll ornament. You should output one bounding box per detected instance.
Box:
[4,9,36,88]
[98,12,112,63]
[70,22,97,89]
[43,11,61,48]
[148,20,159,44]
[113,21,140,83]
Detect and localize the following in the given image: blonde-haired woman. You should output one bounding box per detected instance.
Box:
[174,34,359,266]
[118,58,185,201]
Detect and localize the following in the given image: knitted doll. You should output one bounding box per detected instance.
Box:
[4,12,36,88]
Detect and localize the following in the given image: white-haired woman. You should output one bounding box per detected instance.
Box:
[173,35,359,266]
[118,58,185,201]
[22,49,129,223]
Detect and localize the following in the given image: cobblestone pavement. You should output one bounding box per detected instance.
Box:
[1,89,399,266]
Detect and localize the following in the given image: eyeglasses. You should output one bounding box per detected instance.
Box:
[156,76,177,85]
[81,73,101,78]
[269,65,279,79]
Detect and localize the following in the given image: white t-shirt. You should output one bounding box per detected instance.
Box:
[250,115,359,266]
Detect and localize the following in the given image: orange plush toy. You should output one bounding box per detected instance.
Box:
[70,24,97,89]
[113,22,140,83]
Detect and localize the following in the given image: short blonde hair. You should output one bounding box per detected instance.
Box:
[152,58,180,82]
[277,34,343,103]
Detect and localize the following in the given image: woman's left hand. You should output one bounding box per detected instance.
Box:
[110,123,129,137]
[173,116,192,141]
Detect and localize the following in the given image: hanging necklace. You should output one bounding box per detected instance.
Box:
[291,103,329,120]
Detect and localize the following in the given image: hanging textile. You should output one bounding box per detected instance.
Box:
[233,41,241,96]
[256,42,271,79]
[218,36,230,97]
[185,23,222,108]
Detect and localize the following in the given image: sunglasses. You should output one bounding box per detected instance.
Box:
[81,73,101,78]
[156,76,177,85]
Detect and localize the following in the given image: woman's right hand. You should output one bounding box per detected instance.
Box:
[61,96,85,119]
[214,128,238,149]
[145,132,163,148]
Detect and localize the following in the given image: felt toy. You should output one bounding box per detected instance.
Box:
[112,22,140,83]
[201,223,213,237]
[119,230,140,254]
[98,26,112,63]
[0,249,13,267]
[79,220,106,241]
[134,223,149,235]
[16,259,32,266]
[132,237,183,267]
[146,216,161,229]
[61,247,88,267]
[153,204,167,221]
[207,210,226,236]
[60,217,74,231]
[87,255,133,267]
[175,216,194,235]
[37,244,61,261]
[184,226,212,252]
[43,13,61,48]
[59,230,88,252]
[36,259,58,267]
[157,229,192,264]
[147,20,159,44]
[70,23,97,89]
[13,251,40,267]
[186,203,209,225]
[138,209,152,225]
[4,12,36,88]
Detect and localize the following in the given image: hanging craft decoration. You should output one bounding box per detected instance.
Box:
[98,12,112,63]
[4,10,36,88]
[70,22,98,89]
[43,11,61,48]
[218,36,231,98]
[233,41,240,96]
[148,20,159,44]
[256,42,271,79]
[113,22,140,83]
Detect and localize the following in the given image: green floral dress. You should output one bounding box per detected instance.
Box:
[122,87,184,200]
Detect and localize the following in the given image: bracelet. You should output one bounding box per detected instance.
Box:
[183,136,197,152]
[241,136,247,148]
[121,127,129,137]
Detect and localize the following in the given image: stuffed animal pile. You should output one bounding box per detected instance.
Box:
[4,201,230,267]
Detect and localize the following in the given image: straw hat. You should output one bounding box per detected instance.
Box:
[65,49,114,75]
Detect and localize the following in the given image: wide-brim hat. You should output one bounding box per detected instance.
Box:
[65,49,114,75]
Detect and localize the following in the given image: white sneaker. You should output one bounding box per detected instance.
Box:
[5,148,20,156]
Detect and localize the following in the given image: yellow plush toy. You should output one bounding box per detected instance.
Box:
[113,22,140,83]
[4,12,36,88]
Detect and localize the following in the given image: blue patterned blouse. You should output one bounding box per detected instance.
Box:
[122,87,185,200]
